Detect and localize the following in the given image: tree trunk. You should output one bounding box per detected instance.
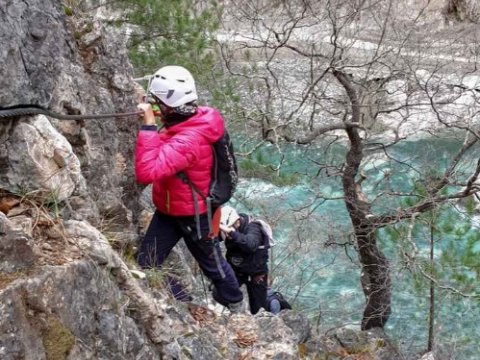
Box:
[357,226,392,329]
[333,70,392,330]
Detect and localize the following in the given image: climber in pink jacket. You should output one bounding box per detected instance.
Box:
[135,65,244,313]
[136,105,223,216]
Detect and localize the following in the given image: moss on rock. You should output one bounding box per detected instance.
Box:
[42,315,75,360]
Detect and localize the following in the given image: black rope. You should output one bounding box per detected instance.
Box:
[0,104,143,120]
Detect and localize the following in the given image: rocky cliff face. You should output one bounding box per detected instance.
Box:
[0,1,403,359]
[0,0,140,233]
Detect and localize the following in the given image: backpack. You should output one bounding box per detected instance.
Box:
[178,128,238,207]
[178,129,238,241]
[209,129,238,207]
[246,216,275,249]
[253,219,275,248]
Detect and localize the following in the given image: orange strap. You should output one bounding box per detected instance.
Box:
[209,207,222,239]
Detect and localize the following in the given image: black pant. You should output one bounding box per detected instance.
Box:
[236,272,268,314]
[137,211,243,306]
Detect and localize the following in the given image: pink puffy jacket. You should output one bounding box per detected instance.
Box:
[135,106,224,216]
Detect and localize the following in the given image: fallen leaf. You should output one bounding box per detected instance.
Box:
[0,195,20,215]
[188,303,217,324]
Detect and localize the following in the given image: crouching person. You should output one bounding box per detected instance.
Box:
[220,206,270,314]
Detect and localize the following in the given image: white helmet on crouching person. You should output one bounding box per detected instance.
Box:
[149,65,198,108]
[220,205,240,228]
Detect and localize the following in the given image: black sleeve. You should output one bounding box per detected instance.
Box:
[229,222,263,253]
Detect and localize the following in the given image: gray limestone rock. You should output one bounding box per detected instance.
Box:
[0,214,36,273]
[0,0,140,243]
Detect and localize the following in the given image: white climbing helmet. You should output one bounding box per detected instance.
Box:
[149,65,198,108]
[220,205,240,227]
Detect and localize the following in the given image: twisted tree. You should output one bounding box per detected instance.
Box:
[218,0,480,330]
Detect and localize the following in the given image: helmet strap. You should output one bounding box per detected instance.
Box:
[149,93,197,126]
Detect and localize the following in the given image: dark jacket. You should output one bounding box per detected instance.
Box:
[225,214,269,274]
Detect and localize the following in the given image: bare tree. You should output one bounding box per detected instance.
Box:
[217,0,480,331]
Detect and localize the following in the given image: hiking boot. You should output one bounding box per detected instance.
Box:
[228,301,246,314]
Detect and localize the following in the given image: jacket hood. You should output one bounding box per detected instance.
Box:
[238,213,250,232]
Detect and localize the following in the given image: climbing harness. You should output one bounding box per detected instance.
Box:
[0,104,144,120]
